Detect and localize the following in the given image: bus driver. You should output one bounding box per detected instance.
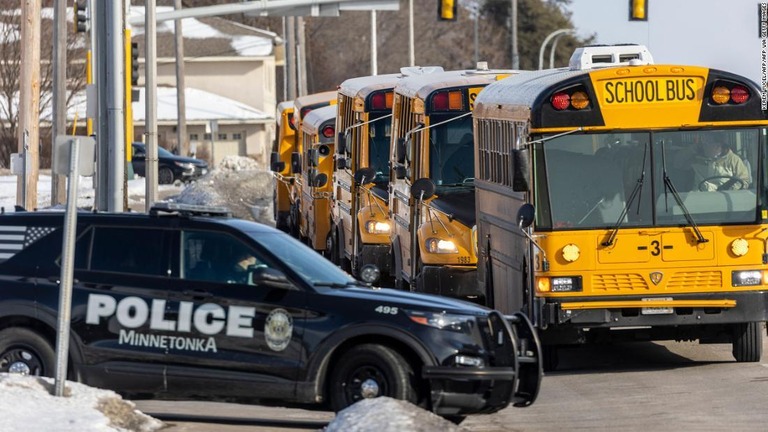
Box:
[689,138,750,191]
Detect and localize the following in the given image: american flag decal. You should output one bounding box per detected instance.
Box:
[0,225,55,260]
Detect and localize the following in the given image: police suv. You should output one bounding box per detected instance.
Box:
[0,203,541,418]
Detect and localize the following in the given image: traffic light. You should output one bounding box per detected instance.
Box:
[629,0,647,21]
[74,0,89,33]
[438,0,457,21]
[130,42,140,87]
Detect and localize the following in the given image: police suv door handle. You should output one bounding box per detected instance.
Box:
[183,290,213,300]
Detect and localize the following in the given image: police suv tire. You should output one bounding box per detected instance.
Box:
[732,322,762,362]
[329,344,418,412]
[0,328,56,377]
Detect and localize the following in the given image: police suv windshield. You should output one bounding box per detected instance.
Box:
[534,128,762,230]
[250,231,356,286]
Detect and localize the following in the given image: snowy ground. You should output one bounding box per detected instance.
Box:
[0,157,467,431]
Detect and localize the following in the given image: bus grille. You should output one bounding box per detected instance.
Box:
[666,271,722,290]
[591,273,649,292]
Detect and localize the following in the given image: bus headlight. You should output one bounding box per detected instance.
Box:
[365,220,391,234]
[537,276,583,293]
[732,270,764,287]
[425,238,459,254]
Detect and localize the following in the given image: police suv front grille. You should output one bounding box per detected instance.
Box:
[666,271,722,290]
[591,273,649,292]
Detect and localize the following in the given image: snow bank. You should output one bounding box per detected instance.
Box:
[0,374,162,432]
[325,397,469,432]
[170,155,275,225]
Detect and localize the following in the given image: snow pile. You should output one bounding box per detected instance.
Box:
[170,155,275,224]
[325,397,469,432]
[0,374,162,432]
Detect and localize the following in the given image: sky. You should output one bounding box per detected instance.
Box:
[566,0,761,85]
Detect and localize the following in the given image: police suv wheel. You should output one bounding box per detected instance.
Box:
[0,328,55,377]
[329,344,417,412]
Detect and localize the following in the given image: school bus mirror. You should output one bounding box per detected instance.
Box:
[308,148,319,167]
[290,152,301,174]
[354,167,377,185]
[334,156,347,170]
[337,132,347,154]
[394,164,407,179]
[516,203,535,229]
[270,151,284,172]
[396,138,407,163]
[411,178,436,200]
[311,172,328,188]
[512,148,530,192]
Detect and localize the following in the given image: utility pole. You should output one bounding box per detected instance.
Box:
[296,17,307,96]
[370,10,377,75]
[408,0,414,67]
[286,17,296,100]
[511,0,519,69]
[145,0,158,211]
[51,0,67,205]
[18,0,41,211]
[174,0,188,156]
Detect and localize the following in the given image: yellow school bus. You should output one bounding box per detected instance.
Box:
[279,91,337,238]
[299,104,337,250]
[330,67,443,284]
[473,44,768,368]
[389,66,519,300]
[271,101,295,232]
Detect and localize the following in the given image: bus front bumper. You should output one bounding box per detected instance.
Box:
[417,266,481,303]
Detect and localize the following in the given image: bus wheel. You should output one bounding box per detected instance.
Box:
[0,328,55,377]
[325,231,338,264]
[328,344,418,412]
[732,322,763,362]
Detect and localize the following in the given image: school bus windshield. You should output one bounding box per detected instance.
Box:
[427,113,474,187]
[534,128,763,230]
[368,112,391,183]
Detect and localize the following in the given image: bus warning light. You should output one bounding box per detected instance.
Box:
[551,92,571,110]
[570,91,590,109]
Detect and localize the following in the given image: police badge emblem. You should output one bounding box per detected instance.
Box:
[265,308,293,351]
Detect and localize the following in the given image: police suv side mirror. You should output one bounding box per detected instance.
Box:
[270,151,285,172]
[290,152,301,174]
[250,267,293,289]
[410,177,435,200]
[512,148,530,192]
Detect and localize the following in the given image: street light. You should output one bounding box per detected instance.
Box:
[538,29,575,70]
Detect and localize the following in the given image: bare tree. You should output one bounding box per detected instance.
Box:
[0,6,87,168]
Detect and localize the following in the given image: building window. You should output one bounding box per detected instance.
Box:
[190,133,199,141]
[203,133,212,140]
[232,133,242,140]
[218,133,227,140]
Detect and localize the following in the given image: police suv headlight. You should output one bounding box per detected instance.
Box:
[365,220,391,234]
[537,276,583,293]
[732,270,765,287]
[174,161,194,169]
[425,238,458,254]
[405,310,475,333]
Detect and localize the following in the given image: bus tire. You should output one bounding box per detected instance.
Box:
[328,344,418,412]
[0,328,56,377]
[732,322,762,362]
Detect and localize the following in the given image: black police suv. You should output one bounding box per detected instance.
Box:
[0,203,541,418]
[131,142,209,185]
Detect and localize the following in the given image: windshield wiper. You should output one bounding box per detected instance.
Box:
[602,142,648,246]
[660,139,708,243]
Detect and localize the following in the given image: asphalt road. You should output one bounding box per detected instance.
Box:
[134,331,768,431]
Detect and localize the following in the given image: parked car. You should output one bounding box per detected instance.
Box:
[131,142,208,184]
[0,203,541,419]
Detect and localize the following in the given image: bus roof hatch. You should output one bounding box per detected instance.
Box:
[569,44,654,70]
[400,66,444,76]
